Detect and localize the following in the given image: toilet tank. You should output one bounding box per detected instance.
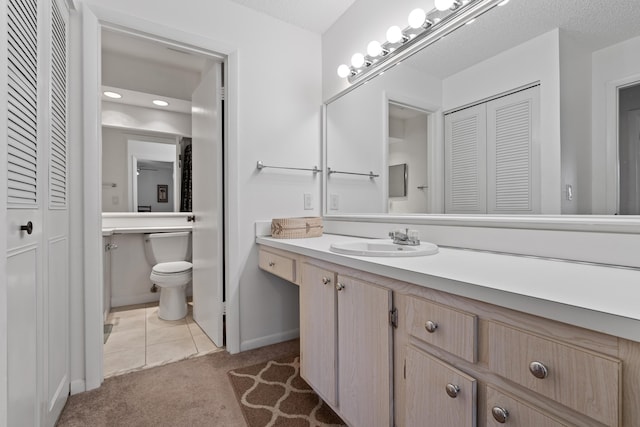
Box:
[144,232,192,265]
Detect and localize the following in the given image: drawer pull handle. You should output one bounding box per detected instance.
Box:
[336,282,345,291]
[268,261,275,267]
[322,276,331,285]
[529,361,548,379]
[491,406,509,423]
[425,320,438,333]
[445,383,460,398]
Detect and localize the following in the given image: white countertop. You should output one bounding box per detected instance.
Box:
[257,234,640,342]
[102,225,192,236]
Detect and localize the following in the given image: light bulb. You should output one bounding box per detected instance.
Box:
[103,91,122,99]
[386,26,403,44]
[435,0,455,11]
[408,8,426,29]
[351,52,365,68]
[498,0,510,5]
[367,40,382,57]
[337,64,351,78]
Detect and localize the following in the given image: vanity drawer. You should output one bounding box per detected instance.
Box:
[486,385,569,427]
[259,248,296,284]
[406,295,477,363]
[488,321,621,427]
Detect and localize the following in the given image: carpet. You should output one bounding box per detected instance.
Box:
[228,355,346,427]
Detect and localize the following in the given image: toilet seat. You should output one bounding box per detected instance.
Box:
[150,261,193,288]
[152,261,192,274]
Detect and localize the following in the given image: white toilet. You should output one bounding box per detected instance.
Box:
[144,232,193,320]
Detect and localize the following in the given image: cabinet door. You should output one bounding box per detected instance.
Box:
[405,346,477,427]
[486,86,540,214]
[300,263,337,406]
[337,276,392,427]
[445,103,487,214]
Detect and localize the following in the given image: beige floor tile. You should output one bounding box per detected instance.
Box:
[192,333,221,354]
[147,324,192,346]
[103,348,145,377]
[111,303,147,313]
[186,321,204,336]
[146,307,188,329]
[107,315,145,332]
[104,328,145,354]
[146,337,197,367]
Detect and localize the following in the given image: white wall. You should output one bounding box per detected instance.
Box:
[102,50,201,100]
[443,29,562,214]
[559,32,592,214]
[102,101,191,136]
[326,65,441,214]
[79,0,322,367]
[592,34,640,214]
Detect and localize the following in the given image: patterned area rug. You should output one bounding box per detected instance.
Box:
[228,355,346,427]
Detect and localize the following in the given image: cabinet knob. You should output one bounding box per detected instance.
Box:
[20,221,34,235]
[445,383,460,398]
[491,406,509,423]
[268,261,275,267]
[322,276,331,285]
[336,282,345,291]
[424,320,438,333]
[529,361,548,379]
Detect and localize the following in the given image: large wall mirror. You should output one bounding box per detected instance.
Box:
[100,29,216,213]
[325,0,640,217]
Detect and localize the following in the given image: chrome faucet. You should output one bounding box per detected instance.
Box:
[389,228,420,246]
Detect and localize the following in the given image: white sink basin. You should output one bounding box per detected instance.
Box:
[329,239,438,257]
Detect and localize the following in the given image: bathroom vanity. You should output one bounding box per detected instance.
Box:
[257,234,640,427]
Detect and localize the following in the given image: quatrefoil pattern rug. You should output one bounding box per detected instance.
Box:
[228,355,346,427]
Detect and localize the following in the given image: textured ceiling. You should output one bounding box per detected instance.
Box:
[226,0,357,33]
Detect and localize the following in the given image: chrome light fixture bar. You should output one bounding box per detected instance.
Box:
[338,0,507,85]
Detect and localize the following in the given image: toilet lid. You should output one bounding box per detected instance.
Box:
[153,261,193,274]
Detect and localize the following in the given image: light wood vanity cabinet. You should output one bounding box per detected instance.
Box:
[300,262,393,427]
[405,346,477,427]
[258,247,299,284]
[257,244,640,427]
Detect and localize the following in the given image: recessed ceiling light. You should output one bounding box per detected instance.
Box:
[498,0,510,5]
[153,100,169,107]
[465,18,476,25]
[103,91,122,99]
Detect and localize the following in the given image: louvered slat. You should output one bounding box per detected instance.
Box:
[450,115,481,209]
[49,0,67,208]
[493,100,531,210]
[7,0,39,206]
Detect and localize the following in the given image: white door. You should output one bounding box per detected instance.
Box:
[44,0,70,424]
[4,0,70,425]
[5,0,43,424]
[191,62,224,346]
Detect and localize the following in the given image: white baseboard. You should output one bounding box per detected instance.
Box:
[70,379,86,395]
[240,328,300,353]
[111,293,159,308]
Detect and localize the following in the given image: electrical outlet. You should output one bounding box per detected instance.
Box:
[304,193,313,210]
[112,196,119,205]
[330,194,339,210]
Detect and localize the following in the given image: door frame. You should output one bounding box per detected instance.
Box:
[605,73,640,214]
[80,4,240,391]
[383,91,443,213]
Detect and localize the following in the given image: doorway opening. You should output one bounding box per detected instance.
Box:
[387,102,432,214]
[618,82,640,214]
[99,28,226,377]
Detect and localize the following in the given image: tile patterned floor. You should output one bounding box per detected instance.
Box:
[103,302,222,378]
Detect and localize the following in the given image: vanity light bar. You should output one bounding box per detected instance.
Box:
[338,0,506,85]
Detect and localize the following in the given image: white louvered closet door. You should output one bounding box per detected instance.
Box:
[487,86,540,214]
[445,103,487,214]
[4,0,70,425]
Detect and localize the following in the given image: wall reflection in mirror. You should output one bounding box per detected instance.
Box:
[325,0,640,216]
